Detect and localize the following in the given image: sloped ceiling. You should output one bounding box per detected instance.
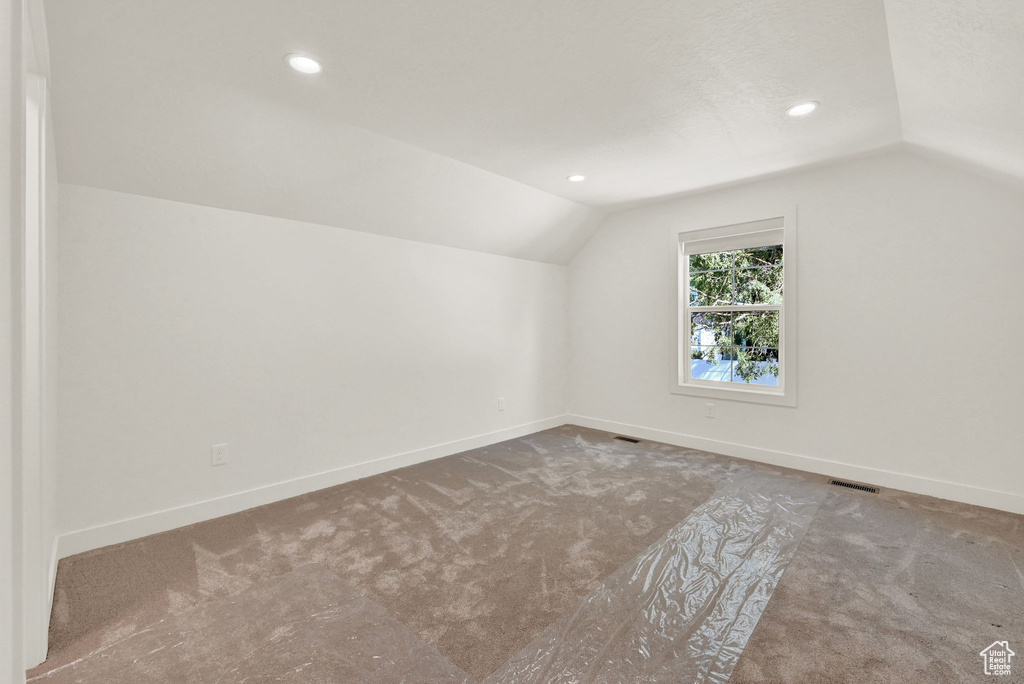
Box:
[42,0,1023,264]
[885,0,1024,182]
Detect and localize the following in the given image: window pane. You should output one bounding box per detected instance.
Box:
[690,245,783,305]
[691,346,732,382]
[735,265,783,304]
[689,251,732,273]
[734,245,782,268]
[681,231,787,396]
[731,348,779,386]
[689,269,732,306]
[730,310,779,348]
[690,312,730,346]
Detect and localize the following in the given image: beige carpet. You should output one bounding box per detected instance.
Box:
[28,426,1024,682]
[731,483,1024,683]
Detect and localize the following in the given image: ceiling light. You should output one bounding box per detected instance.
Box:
[285,53,323,74]
[786,101,819,117]
[567,174,586,182]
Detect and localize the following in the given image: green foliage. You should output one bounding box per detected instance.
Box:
[689,246,782,383]
[689,245,782,306]
[735,347,779,382]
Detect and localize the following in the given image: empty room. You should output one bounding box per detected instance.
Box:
[2,0,1023,682]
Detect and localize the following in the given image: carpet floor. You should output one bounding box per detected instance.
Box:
[27,425,1024,682]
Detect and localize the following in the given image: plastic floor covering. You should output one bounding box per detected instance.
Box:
[31,472,825,683]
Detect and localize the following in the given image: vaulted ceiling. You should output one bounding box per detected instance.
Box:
[43,0,1024,263]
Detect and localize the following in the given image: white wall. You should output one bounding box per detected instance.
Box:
[43,101,58,590]
[568,149,1024,514]
[21,0,59,666]
[34,75,59,667]
[1,0,25,678]
[57,184,569,546]
[2,2,27,679]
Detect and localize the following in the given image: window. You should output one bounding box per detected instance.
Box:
[674,212,797,406]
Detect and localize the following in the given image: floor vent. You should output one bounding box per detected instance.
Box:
[829,479,878,494]
[614,436,641,443]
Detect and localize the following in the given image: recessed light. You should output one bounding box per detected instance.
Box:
[786,101,819,117]
[285,53,323,75]
[567,174,586,182]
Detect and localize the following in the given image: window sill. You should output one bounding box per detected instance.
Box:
[671,381,796,407]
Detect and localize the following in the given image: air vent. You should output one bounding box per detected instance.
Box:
[613,436,641,443]
[829,479,878,494]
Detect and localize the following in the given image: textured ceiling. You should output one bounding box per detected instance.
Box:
[42,0,1023,263]
[885,0,1024,183]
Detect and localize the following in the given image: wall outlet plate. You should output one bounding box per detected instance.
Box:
[211,443,228,466]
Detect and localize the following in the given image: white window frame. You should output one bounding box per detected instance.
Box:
[672,208,797,407]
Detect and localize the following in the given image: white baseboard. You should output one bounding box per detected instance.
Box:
[567,415,1024,516]
[52,411,1023,589]
[25,538,61,669]
[56,416,570,559]
[48,536,58,611]
[21,535,58,669]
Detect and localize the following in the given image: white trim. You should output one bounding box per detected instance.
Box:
[673,206,797,407]
[567,415,1024,516]
[671,380,793,406]
[1,1,25,679]
[21,70,49,669]
[47,537,58,612]
[682,225,784,254]
[56,416,571,559]
[24,0,49,78]
[676,216,784,245]
[689,305,782,313]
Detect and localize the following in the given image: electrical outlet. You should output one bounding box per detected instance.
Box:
[211,443,228,466]
[497,397,506,411]
[704,403,715,419]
